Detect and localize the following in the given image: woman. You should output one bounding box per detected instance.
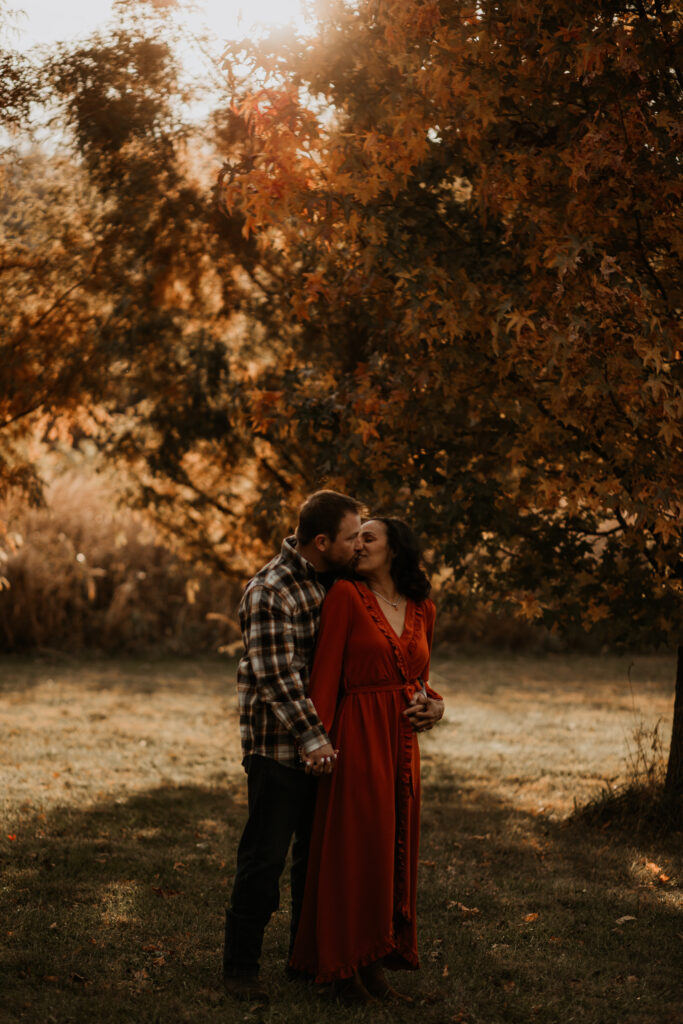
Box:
[290,516,444,1002]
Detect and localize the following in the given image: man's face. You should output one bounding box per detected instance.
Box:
[320,511,362,570]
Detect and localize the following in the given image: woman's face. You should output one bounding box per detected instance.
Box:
[355,519,393,577]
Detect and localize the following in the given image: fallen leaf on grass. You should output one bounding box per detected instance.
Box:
[615,915,637,925]
[658,874,670,883]
[503,980,516,992]
[7,834,17,841]
[524,912,539,923]
[645,861,661,874]
[448,901,480,917]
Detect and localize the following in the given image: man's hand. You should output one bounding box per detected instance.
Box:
[303,742,338,775]
[403,692,445,733]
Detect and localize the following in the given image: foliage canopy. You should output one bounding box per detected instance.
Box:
[1,0,681,644]
[219,0,682,644]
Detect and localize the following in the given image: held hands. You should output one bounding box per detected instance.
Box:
[303,742,338,775]
[403,691,445,733]
[302,695,443,770]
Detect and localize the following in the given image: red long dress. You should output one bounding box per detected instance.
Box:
[290,579,440,982]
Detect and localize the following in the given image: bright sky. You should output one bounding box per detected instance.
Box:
[10,0,309,49]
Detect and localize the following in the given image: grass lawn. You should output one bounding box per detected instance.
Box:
[0,652,681,1024]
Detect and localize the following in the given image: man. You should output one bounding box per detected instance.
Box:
[223,490,364,1001]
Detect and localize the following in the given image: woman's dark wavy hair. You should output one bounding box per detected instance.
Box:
[370,516,431,603]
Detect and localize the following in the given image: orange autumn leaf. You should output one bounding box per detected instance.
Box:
[449,901,480,917]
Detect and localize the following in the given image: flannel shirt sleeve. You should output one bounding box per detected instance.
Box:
[242,583,330,755]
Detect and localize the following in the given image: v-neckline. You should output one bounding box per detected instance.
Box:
[366,586,410,641]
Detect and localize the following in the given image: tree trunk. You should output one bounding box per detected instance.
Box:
[664,646,683,796]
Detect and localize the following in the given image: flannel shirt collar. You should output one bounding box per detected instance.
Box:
[281,535,319,581]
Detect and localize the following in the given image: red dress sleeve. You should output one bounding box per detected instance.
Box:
[422,599,442,700]
[308,581,354,733]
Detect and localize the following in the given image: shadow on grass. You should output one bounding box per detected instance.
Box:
[2,785,247,1024]
[419,765,682,1024]
[2,766,682,1024]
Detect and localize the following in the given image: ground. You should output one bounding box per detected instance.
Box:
[0,651,681,1023]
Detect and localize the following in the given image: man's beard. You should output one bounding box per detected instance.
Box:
[318,555,359,588]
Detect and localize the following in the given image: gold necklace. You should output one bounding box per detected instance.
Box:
[369,587,401,609]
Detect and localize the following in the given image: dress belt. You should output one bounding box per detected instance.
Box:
[346,679,421,698]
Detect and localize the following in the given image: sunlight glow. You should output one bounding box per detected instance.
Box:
[202,0,308,37]
[14,0,309,49]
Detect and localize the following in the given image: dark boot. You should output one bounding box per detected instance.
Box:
[223,973,269,1004]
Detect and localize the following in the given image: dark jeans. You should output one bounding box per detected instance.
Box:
[223,754,317,978]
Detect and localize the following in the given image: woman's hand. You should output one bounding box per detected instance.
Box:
[404,692,445,733]
[303,742,338,775]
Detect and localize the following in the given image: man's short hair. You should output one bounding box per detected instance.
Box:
[296,490,362,545]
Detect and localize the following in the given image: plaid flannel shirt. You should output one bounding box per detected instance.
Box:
[236,536,331,768]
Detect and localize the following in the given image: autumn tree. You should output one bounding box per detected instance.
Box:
[2,0,680,652]
[1,2,279,573]
[1,3,46,498]
[217,0,681,648]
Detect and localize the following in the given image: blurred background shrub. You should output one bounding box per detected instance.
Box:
[0,449,242,655]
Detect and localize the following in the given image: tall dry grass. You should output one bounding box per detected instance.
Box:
[0,469,242,654]
[574,718,682,834]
